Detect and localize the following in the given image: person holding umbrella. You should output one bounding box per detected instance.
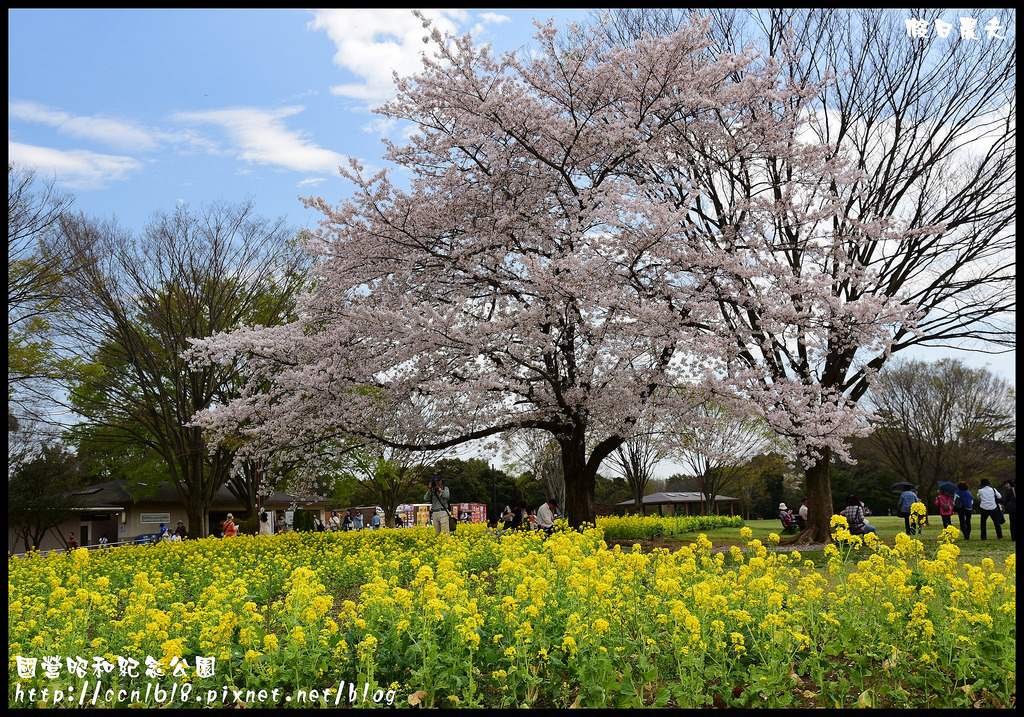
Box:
[954,482,974,540]
[897,484,921,535]
[935,482,957,529]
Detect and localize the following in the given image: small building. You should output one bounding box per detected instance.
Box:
[615,491,739,517]
[8,479,326,555]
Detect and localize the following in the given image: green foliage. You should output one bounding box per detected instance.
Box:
[7,443,88,552]
[291,509,316,532]
[56,202,310,536]
[594,474,633,507]
[599,514,744,540]
[829,438,904,516]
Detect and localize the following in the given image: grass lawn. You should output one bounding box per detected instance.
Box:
[606,515,1016,568]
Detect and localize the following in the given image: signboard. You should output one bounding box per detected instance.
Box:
[393,502,487,526]
[140,512,170,524]
[454,503,487,524]
[416,505,431,527]
[396,503,429,527]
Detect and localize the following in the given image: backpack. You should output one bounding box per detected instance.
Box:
[953,493,964,511]
[845,506,865,532]
[936,492,954,514]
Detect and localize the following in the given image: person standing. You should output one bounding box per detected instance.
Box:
[353,511,364,531]
[954,482,974,539]
[222,513,238,538]
[276,513,289,534]
[504,499,524,532]
[258,512,272,536]
[66,532,79,550]
[1002,480,1016,542]
[371,511,381,530]
[536,498,558,534]
[898,486,921,535]
[98,534,109,549]
[935,489,955,529]
[174,520,188,540]
[976,479,1003,541]
[424,476,452,537]
[328,510,342,532]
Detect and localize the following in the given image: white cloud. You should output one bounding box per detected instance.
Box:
[7,141,143,190]
[308,9,468,104]
[9,100,165,153]
[472,12,512,37]
[478,12,511,26]
[172,106,347,173]
[361,116,399,136]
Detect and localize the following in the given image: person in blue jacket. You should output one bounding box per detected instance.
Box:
[897,486,921,535]
[954,482,974,540]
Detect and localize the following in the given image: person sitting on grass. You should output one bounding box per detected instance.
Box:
[842,494,877,535]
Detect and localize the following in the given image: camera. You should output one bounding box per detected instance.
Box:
[429,476,442,490]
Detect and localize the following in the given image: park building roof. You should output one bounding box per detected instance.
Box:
[615,491,739,506]
[69,479,324,508]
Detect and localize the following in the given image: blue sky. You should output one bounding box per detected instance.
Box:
[8,8,1014,387]
[8,8,591,232]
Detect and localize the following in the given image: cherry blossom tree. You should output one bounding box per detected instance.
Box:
[190,15,916,528]
[598,8,1015,544]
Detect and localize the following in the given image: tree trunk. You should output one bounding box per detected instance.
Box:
[382,494,399,529]
[784,448,835,545]
[560,436,596,529]
[186,494,206,539]
[560,429,622,529]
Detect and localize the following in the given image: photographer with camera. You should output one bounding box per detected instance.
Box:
[424,475,453,537]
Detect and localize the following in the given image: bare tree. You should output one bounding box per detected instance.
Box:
[671,404,773,514]
[505,430,566,513]
[57,202,309,536]
[8,163,78,429]
[597,8,1015,543]
[606,431,662,514]
[867,358,1015,509]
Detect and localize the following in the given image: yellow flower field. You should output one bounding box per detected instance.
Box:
[8,517,1015,708]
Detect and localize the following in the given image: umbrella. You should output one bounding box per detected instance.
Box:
[890,481,916,494]
[938,481,958,495]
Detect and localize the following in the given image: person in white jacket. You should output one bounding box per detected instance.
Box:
[976,479,1003,540]
[536,499,558,534]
